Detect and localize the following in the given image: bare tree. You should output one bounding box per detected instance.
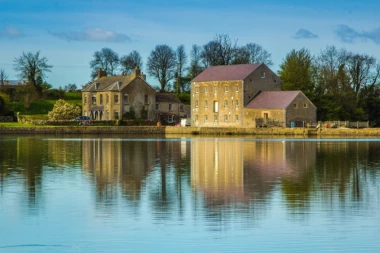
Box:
[0,69,8,85]
[188,44,204,80]
[120,50,143,75]
[89,48,119,79]
[175,45,188,93]
[244,43,273,65]
[147,44,177,92]
[214,34,238,65]
[13,51,52,94]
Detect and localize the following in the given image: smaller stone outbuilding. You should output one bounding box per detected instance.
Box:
[155,93,190,125]
[244,91,316,127]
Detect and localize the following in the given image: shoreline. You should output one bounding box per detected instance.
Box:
[1,126,380,137]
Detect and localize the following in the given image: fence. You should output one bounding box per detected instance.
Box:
[318,121,369,129]
[255,118,284,128]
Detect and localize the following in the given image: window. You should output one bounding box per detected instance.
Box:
[100,94,103,104]
[84,94,87,104]
[235,86,239,92]
[294,103,298,108]
[235,100,239,107]
[195,115,198,122]
[235,115,239,122]
[204,100,208,108]
[106,94,109,104]
[156,103,160,111]
[144,95,149,104]
[304,103,308,108]
[214,86,218,93]
[114,94,119,104]
[264,113,269,119]
[92,94,96,105]
[213,101,218,112]
[106,111,109,120]
[195,100,199,108]
[204,86,208,93]
[114,110,119,120]
[224,86,228,92]
[180,105,184,112]
[214,115,218,122]
[261,71,266,78]
[124,94,129,104]
[169,103,173,111]
[224,100,228,108]
[204,115,208,122]
[224,115,228,122]
[195,87,199,93]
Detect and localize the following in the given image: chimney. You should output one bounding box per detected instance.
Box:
[133,66,141,78]
[141,72,146,81]
[97,68,107,79]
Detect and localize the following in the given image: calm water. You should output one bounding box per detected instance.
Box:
[1,136,380,253]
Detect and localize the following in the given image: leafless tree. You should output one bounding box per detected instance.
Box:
[0,69,8,85]
[120,50,143,75]
[244,43,273,65]
[89,48,119,79]
[147,44,177,92]
[175,45,188,93]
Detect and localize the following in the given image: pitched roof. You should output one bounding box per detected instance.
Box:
[82,75,135,92]
[156,93,181,103]
[245,91,303,109]
[192,64,262,82]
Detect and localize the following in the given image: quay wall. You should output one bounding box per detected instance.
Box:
[1,126,380,137]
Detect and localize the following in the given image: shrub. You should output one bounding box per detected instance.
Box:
[47,99,82,120]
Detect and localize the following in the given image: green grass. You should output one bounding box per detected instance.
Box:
[64,91,82,100]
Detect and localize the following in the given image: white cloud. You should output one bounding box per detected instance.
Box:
[293,29,318,39]
[49,27,131,43]
[0,26,24,39]
[335,25,380,44]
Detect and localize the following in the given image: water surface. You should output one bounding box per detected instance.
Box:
[1,136,380,252]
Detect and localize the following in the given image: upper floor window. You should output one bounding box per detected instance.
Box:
[204,115,208,122]
[235,86,239,92]
[195,87,199,93]
[156,103,160,111]
[106,94,109,104]
[114,94,119,104]
[92,94,96,105]
[84,94,87,105]
[204,86,208,93]
[235,115,239,122]
[294,103,298,108]
[204,100,208,108]
[235,100,239,107]
[124,94,129,104]
[224,86,228,92]
[100,94,103,104]
[304,103,308,108]
[261,71,266,78]
[195,100,199,108]
[224,115,228,122]
[224,100,228,108]
[144,95,149,104]
[169,103,173,111]
[213,86,218,93]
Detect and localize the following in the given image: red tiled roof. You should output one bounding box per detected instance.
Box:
[245,91,302,109]
[192,64,262,82]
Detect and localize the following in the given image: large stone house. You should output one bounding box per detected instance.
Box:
[191,64,316,127]
[244,91,317,127]
[191,64,282,127]
[82,67,156,120]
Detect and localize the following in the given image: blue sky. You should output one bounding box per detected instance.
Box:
[1,0,380,88]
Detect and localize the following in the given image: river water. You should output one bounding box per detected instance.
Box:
[0,136,380,252]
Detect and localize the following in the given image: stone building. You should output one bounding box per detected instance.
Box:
[191,64,282,127]
[155,93,191,125]
[82,67,156,120]
[244,91,317,127]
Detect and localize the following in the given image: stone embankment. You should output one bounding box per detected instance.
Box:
[1,126,380,137]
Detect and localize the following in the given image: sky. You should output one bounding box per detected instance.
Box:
[1,0,380,89]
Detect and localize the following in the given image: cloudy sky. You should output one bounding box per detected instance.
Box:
[1,0,380,88]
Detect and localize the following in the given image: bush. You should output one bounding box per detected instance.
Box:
[47,99,82,120]
[43,89,65,100]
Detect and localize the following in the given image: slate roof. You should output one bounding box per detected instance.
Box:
[156,93,181,103]
[192,64,262,82]
[82,75,135,92]
[245,91,303,109]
